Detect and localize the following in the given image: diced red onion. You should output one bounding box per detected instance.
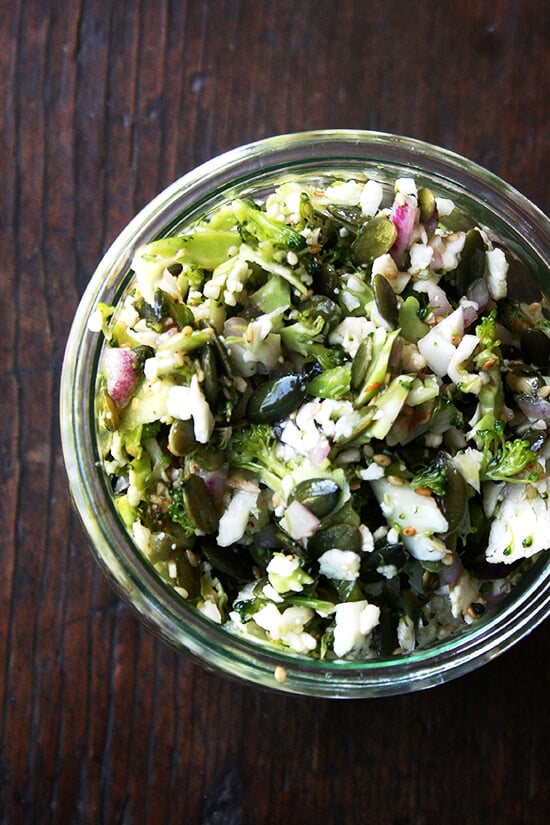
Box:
[466,278,489,311]
[391,197,418,263]
[439,553,464,587]
[104,347,140,408]
[517,394,550,421]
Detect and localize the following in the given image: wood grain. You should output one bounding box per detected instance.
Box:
[1,1,549,822]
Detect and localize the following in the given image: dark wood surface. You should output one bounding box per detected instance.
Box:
[2,2,549,823]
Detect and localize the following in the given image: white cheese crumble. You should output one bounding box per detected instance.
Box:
[318,548,361,581]
[253,604,317,653]
[333,601,380,658]
[166,375,215,443]
[485,247,508,300]
[217,489,259,547]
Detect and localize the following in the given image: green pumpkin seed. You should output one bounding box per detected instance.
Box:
[372,273,399,327]
[373,605,399,657]
[352,215,398,264]
[313,261,340,297]
[441,460,468,535]
[300,294,342,327]
[455,229,485,296]
[520,328,550,369]
[201,344,220,407]
[308,523,362,556]
[183,474,219,533]
[201,540,252,581]
[98,387,119,431]
[290,477,341,518]
[247,372,310,423]
[418,187,436,224]
[351,338,373,389]
[327,204,364,228]
[168,419,198,456]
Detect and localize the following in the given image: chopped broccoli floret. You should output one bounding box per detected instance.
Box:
[478,419,539,482]
[410,459,447,496]
[232,198,307,252]
[280,312,340,370]
[229,423,291,494]
[475,309,500,351]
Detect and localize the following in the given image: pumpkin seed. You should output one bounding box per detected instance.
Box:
[300,294,342,327]
[173,552,201,598]
[351,338,373,389]
[201,344,220,407]
[289,477,341,518]
[327,204,364,228]
[183,474,219,533]
[168,419,198,457]
[313,261,340,297]
[352,215,398,264]
[441,459,468,535]
[455,229,485,296]
[201,540,252,581]
[418,187,436,224]
[247,370,316,423]
[373,273,399,327]
[98,387,119,431]
[520,328,550,369]
[308,523,363,556]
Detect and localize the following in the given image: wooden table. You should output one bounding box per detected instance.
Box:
[2,2,549,822]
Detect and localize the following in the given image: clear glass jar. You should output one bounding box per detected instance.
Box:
[60,130,550,697]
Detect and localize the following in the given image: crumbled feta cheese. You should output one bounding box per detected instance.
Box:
[254,604,317,653]
[485,247,508,300]
[449,571,481,621]
[166,375,215,443]
[132,520,152,554]
[371,477,449,535]
[318,548,361,581]
[357,463,385,481]
[217,489,259,547]
[377,564,398,579]
[359,524,375,553]
[325,179,363,205]
[266,552,314,593]
[438,231,466,271]
[329,317,375,357]
[360,179,384,217]
[434,196,455,216]
[333,601,380,658]
[197,600,223,624]
[395,177,417,197]
[408,243,434,274]
[397,615,416,651]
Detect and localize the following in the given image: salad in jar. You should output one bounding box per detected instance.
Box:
[92,171,550,660]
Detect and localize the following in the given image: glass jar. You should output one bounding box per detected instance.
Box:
[60,131,550,697]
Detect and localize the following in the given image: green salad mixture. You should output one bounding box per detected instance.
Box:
[92,173,550,660]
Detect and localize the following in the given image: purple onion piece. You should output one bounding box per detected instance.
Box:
[517,394,550,421]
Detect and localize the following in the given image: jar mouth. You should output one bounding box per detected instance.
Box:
[60,130,550,698]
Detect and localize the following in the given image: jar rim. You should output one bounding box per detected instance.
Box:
[60,130,550,697]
